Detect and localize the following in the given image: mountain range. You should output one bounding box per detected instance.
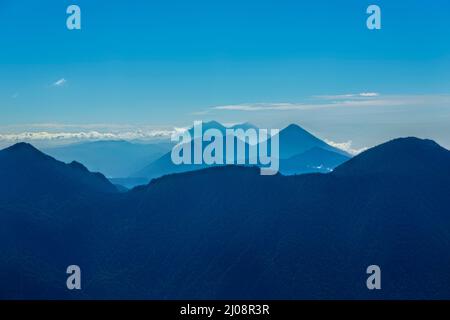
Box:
[35,122,351,187]
[0,137,449,299]
[133,122,351,181]
[44,140,172,179]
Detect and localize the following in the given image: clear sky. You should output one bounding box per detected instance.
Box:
[0,0,449,151]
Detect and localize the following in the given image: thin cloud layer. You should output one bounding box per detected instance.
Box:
[212,99,395,112]
[209,94,450,112]
[0,130,175,142]
[317,92,380,99]
[52,78,67,87]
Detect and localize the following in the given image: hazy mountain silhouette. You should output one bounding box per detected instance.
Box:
[186,120,258,136]
[45,140,171,178]
[276,124,350,158]
[1,137,449,299]
[133,121,258,179]
[134,122,350,180]
[280,147,350,175]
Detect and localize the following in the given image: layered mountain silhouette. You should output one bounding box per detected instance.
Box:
[1,137,450,299]
[45,140,172,178]
[133,122,350,181]
[280,146,350,175]
[132,121,260,180]
[0,143,117,201]
[275,123,349,158]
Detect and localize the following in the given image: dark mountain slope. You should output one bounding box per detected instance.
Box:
[85,138,450,299]
[0,143,117,201]
[333,137,450,177]
[1,138,450,299]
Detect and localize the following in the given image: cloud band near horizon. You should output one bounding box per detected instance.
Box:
[208,93,450,112]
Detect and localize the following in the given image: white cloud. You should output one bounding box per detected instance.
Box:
[191,110,210,115]
[325,139,368,155]
[0,130,175,142]
[52,78,67,87]
[210,102,311,111]
[14,123,147,130]
[317,92,380,99]
[359,92,379,97]
[212,99,398,112]
[209,94,450,113]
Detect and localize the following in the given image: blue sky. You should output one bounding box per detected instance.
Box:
[0,0,449,151]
